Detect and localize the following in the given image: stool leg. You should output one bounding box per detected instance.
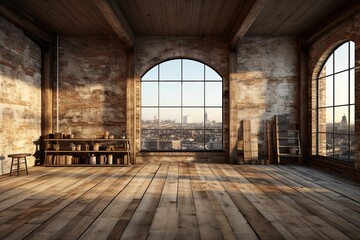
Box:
[9,157,14,176]
[24,157,28,175]
[17,157,20,177]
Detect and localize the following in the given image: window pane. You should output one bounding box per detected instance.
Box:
[159,82,181,106]
[205,82,222,106]
[205,66,222,80]
[183,82,204,106]
[142,66,158,81]
[333,134,349,161]
[142,108,158,123]
[141,129,158,150]
[160,60,181,80]
[141,82,158,106]
[183,59,204,80]
[334,42,349,73]
[350,105,355,134]
[206,130,222,150]
[334,71,349,106]
[159,108,181,129]
[182,130,204,150]
[350,41,355,68]
[334,106,348,134]
[183,108,204,128]
[158,130,182,150]
[205,108,222,128]
[318,107,331,133]
[324,54,333,76]
[350,69,354,104]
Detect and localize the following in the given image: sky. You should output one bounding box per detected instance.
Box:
[141,59,223,123]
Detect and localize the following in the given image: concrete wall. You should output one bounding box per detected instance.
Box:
[231,36,299,162]
[308,12,360,174]
[54,36,127,138]
[0,17,41,174]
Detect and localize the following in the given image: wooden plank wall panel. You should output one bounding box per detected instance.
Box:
[0,164,359,239]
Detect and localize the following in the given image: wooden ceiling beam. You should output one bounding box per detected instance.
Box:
[94,0,135,47]
[229,0,267,47]
[302,1,360,48]
[0,0,54,48]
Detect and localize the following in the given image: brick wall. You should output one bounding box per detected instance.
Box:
[0,17,41,174]
[54,36,127,138]
[308,12,360,171]
[232,36,299,162]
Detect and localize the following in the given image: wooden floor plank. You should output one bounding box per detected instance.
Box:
[177,163,200,240]
[0,164,358,240]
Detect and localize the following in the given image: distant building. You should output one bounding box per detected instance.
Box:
[340,115,347,131]
[183,115,193,124]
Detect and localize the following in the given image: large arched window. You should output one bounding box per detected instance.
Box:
[313,41,355,162]
[141,59,223,151]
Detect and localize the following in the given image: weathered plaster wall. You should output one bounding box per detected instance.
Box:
[135,37,229,163]
[308,12,360,175]
[231,36,299,161]
[0,17,41,174]
[54,36,127,138]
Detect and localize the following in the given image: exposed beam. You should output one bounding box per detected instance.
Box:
[230,0,267,47]
[0,0,54,44]
[302,1,360,47]
[94,0,135,47]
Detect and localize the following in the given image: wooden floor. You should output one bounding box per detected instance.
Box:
[0,163,360,240]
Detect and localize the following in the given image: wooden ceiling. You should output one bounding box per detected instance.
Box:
[0,0,357,46]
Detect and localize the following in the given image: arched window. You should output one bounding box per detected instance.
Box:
[313,41,355,162]
[141,59,223,151]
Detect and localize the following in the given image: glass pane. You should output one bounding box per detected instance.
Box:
[158,130,182,150]
[141,108,158,123]
[183,108,204,129]
[326,53,333,76]
[334,42,349,73]
[318,107,331,133]
[160,60,181,80]
[183,82,204,106]
[142,66,158,81]
[350,134,355,162]
[333,134,349,161]
[183,59,204,81]
[205,108,222,128]
[205,130,223,150]
[350,41,355,68]
[141,82,158,106]
[350,69,354,104]
[205,66,222,81]
[334,106,348,134]
[350,105,355,134]
[334,71,349,106]
[159,82,181,106]
[182,130,204,150]
[141,129,158,150]
[205,82,222,106]
[159,108,181,129]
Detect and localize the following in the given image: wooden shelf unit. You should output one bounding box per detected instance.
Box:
[275,115,302,164]
[44,138,131,166]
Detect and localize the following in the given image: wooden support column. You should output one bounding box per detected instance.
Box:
[126,47,136,164]
[229,50,238,163]
[40,46,53,164]
[298,41,309,164]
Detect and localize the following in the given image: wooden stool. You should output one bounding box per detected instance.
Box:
[8,153,31,176]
